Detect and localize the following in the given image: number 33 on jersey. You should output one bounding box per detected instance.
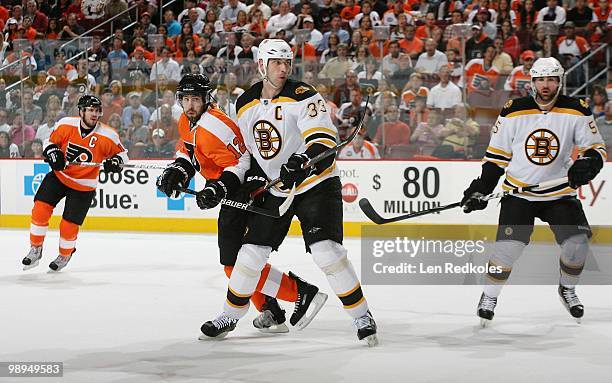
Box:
[236,79,339,196]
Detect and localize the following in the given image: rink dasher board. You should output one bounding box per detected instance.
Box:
[1,160,610,241]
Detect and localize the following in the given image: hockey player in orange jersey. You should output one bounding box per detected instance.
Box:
[22,95,128,272]
[155,74,325,335]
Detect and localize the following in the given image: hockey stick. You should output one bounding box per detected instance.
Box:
[178,185,296,218]
[254,96,371,197]
[359,177,570,225]
[71,162,168,170]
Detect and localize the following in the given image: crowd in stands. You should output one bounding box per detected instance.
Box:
[0,0,609,161]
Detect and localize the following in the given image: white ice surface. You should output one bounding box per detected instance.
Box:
[1,229,611,383]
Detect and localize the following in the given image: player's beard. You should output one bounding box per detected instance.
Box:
[535,84,560,108]
[80,112,98,130]
[184,106,203,125]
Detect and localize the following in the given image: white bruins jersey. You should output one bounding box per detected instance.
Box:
[484,95,607,201]
[236,79,339,196]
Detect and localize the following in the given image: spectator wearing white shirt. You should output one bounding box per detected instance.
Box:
[35,109,59,142]
[291,16,323,48]
[178,0,205,23]
[349,1,381,29]
[338,127,380,159]
[415,39,449,75]
[187,8,205,34]
[426,66,462,111]
[0,108,10,133]
[150,90,183,122]
[220,0,248,23]
[247,0,272,20]
[150,46,181,83]
[266,0,298,37]
[536,0,567,25]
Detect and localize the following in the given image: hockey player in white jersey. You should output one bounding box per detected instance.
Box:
[200,39,378,346]
[461,57,607,326]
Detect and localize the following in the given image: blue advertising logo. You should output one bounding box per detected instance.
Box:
[156,178,195,210]
[24,163,50,196]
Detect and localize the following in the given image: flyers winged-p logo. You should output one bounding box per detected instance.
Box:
[66,142,94,163]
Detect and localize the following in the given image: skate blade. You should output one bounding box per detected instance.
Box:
[295,292,328,331]
[362,334,379,347]
[198,331,230,341]
[257,323,289,334]
[480,318,491,328]
[22,260,40,271]
[558,297,584,324]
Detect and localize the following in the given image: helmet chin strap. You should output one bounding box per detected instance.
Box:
[535,86,562,110]
[263,75,283,90]
[531,77,562,110]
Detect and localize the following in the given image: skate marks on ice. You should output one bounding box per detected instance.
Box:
[0,326,372,383]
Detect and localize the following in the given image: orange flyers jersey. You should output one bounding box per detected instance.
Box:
[46,117,128,191]
[465,58,499,92]
[400,86,429,110]
[175,106,250,182]
[504,65,531,91]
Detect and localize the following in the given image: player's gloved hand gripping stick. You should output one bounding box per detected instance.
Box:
[359,177,570,225]
[251,96,371,200]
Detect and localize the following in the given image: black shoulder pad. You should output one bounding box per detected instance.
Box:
[554,95,593,116]
[236,82,263,115]
[499,96,537,117]
[277,79,318,102]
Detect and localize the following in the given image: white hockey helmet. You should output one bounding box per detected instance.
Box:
[529,57,564,100]
[257,38,293,78]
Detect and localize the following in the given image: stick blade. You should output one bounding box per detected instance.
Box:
[359,198,387,225]
[278,185,296,216]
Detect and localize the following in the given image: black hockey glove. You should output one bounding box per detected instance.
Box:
[461,162,505,213]
[102,155,123,173]
[568,149,603,189]
[43,144,66,171]
[196,179,227,210]
[461,179,489,213]
[236,158,268,203]
[280,153,314,188]
[156,157,195,198]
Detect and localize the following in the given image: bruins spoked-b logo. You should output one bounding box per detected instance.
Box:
[65,142,93,163]
[524,129,559,165]
[253,120,282,159]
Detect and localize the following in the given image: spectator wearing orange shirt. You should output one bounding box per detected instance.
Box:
[399,25,425,60]
[374,104,411,152]
[22,16,39,40]
[504,50,536,97]
[340,0,361,22]
[0,5,8,23]
[415,12,439,40]
[515,0,539,31]
[25,0,48,35]
[401,72,429,111]
[465,45,499,93]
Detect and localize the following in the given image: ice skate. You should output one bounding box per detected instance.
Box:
[558,285,584,323]
[253,296,289,333]
[199,313,238,339]
[49,253,73,271]
[354,310,378,347]
[22,246,43,270]
[477,292,497,328]
[288,271,328,330]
